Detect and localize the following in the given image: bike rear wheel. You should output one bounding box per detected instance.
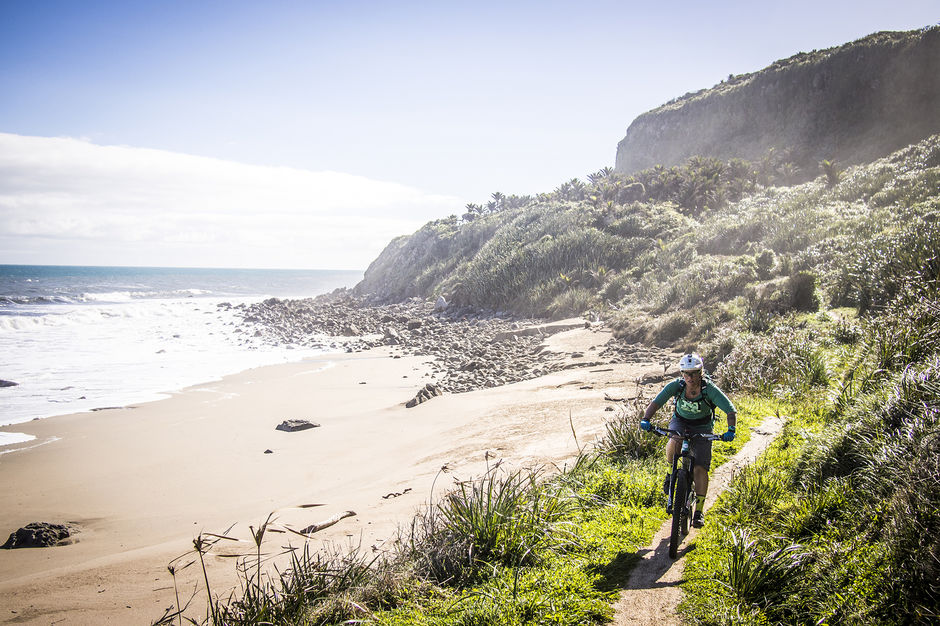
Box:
[669,471,688,559]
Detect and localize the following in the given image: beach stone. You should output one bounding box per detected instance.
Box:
[405,383,442,408]
[2,522,71,549]
[275,419,320,432]
[0,380,18,388]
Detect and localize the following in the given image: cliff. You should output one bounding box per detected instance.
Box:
[615,28,940,175]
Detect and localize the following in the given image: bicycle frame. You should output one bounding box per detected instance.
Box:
[652,426,720,559]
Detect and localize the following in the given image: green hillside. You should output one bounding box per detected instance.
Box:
[356,135,939,343]
[166,28,940,625]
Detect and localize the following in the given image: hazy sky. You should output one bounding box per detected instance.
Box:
[1,1,936,269]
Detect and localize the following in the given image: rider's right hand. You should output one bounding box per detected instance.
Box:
[640,420,652,431]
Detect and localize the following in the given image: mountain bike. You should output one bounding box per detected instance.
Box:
[651,427,721,559]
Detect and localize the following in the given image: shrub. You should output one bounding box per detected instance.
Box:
[652,310,694,345]
[819,159,842,187]
[546,287,599,320]
[787,271,819,312]
[718,529,809,610]
[865,280,940,371]
[830,213,940,313]
[406,464,575,585]
[755,249,775,279]
[597,403,665,460]
[713,324,830,394]
[712,460,788,528]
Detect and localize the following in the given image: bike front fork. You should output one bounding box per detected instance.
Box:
[667,459,694,513]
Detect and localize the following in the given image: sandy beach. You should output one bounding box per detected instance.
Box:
[0,321,676,625]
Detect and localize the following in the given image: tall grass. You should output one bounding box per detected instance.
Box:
[596,400,665,460]
[154,517,400,626]
[401,462,578,587]
[682,278,940,625]
[718,529,809,610]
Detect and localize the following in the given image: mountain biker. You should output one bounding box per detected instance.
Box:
[640,353,736,527]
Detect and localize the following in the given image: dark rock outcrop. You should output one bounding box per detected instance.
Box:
[2,522,71,549]
[275,420,320,432]
[615,28,940,177]
[405,383,442,408]
[0,380,18,388]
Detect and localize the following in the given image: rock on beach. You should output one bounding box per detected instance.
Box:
[405,383,442,408]
[2,522,72,549]
[275,420,320,432]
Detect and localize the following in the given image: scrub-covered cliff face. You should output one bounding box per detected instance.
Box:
[353,28,940,334]
[615,28,940,177]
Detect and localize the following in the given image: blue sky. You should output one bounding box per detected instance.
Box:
[0,1,937,269]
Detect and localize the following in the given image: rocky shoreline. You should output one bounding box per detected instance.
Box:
[225,292,674,395]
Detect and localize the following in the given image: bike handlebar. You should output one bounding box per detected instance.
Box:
[651,427,721,441]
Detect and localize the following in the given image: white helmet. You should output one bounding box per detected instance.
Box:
[679,353,704,372]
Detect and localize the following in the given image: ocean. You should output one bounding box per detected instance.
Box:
[0,265,362,447]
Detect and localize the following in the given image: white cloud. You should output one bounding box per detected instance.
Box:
[0,133,461,269]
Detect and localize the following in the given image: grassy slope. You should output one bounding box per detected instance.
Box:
[361,135,939,624]
[356,136,940,341]
[679,290,940,624]
[161,135,940,624]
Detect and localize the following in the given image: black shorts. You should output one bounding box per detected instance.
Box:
[668,415,714,470]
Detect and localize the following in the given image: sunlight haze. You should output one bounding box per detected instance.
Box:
[0,0,936,269]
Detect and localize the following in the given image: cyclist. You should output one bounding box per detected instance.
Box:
[640,353,736,527]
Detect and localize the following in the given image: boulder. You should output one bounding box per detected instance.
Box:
[275,419,320,432]
[2,522,71,549]
[405,383,442,408]
[384,327,401,345]
[0,380,17,388]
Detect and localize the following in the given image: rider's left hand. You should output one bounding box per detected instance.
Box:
[721,427,736,442]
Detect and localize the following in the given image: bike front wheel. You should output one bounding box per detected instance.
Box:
[669,471,688,559]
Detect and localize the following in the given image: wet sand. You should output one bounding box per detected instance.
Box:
[0,327,671,624]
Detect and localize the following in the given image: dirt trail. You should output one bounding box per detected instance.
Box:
[611,413,787,625]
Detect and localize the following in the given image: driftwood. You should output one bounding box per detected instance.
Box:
[295,510,356,536]
[382,487,413,499]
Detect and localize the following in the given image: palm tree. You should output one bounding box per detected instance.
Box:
[819,159,841,187]
[567,178,586,201]
[587,167,615,185]
[553,181,573,201]
[490,191,505,211]
[462,203,482,222]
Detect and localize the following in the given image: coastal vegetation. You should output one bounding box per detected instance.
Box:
[358,133,940,336]
[157,396,759,626]
[156,28,940,622]
[157,136,939,625]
